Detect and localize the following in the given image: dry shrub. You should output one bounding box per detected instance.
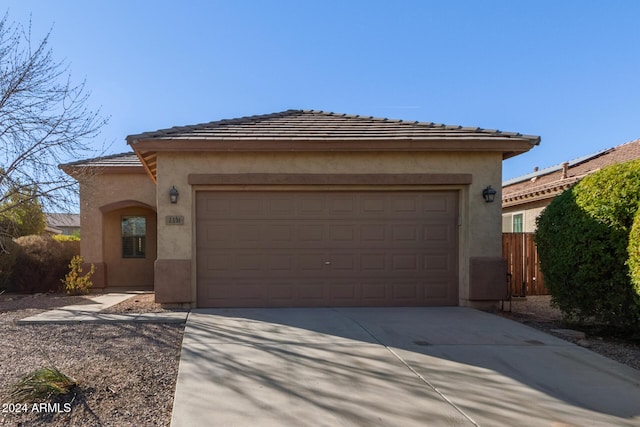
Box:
[0,237,21,290]
[11,235,80,293]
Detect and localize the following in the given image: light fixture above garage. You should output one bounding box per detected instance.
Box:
[169,186,179,204]
[482,185,497,203]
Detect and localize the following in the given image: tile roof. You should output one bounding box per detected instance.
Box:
[60,152,142,168]
[126,109,540,181]
[45,213,81,228]
[127,109,540,143]
[502,139,640,206]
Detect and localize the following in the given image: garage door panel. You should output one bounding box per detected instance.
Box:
[328,280,358,300]
[421,195,451,213]
[196,191,458,307]
[425,253,456,273]
[266,253,295,270]
[298,253,327,271]
[200,280,265,302]
[361,282,387,301]
[202,250,450,277]
[361,253,386,270]
[297,280,326,301]
[424,283,451,299]
[392,197,418,213]
[203,222,455,250]
[391,224,419,241]
[198,250,230,272]
[330,197,356,213]
[269,283,294,300]
[391,254,418,271]
[361,224,386,241]
[298,224,324,241]
[391,282,420,300]
[423,224,453,242]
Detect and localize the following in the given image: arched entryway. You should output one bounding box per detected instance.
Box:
[100,201,157,289]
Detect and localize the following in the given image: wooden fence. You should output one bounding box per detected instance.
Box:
[502,233,547,296]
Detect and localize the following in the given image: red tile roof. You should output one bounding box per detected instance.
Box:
[502,139,640,207]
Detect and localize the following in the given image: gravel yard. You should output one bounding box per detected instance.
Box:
[0,292,638,426]
[498,295,640,371]
[0,293,184,427]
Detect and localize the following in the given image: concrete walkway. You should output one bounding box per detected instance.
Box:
[171,307,640,427]
[17,292,188,324]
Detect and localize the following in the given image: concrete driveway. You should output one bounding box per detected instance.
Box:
[171,308,640,427]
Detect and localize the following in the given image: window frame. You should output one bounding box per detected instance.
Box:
[512,212,524,233]
[121,216,147,259]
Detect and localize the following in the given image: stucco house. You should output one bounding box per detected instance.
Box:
[44,213,81,235]
[62,109,539,308]
[502,138,640,232]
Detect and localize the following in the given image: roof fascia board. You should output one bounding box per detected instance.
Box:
[502,190,563,208]
[130,138,536,153]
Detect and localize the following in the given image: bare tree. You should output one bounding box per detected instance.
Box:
[0,12,108,237]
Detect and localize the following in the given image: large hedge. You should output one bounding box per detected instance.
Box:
[0,237,21,290]
[11,235,80,293]
[629,207,640,299]
[535,159,640,332]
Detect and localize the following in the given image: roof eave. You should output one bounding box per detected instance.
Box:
[129,136,537,152]
[129,136,538,181]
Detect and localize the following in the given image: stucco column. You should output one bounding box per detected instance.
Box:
[154,153,193,305]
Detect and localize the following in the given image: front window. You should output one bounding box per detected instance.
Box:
[512,213,523,233]
[122,216,146,258]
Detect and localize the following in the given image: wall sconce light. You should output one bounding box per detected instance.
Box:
[169,186,179,204]
[482,185,497,203]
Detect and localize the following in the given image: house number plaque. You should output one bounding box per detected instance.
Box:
[166,215,184,225]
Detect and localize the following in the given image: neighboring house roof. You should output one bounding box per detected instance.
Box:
[126,109,540,181]
[45,213,80,234]
[60,152,144,176]
[502,139,640,207]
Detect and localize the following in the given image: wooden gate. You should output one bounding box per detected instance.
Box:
[502,233,547,296]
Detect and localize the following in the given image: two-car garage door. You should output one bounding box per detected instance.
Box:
[196,191,458,307]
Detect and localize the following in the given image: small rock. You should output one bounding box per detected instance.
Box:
[577,339,591,348]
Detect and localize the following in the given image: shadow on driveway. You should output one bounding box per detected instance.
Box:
[172,307,640,427]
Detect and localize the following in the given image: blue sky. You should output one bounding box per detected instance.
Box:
[4,1,640,180]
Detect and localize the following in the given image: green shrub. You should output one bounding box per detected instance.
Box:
[62,255,94,295]
[628,207,640,300]
[11,235,80,293]
[11,367,76,403]
[0,237,21,290]
[535,159,640,332]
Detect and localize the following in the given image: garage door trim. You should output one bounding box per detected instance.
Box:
[189,173,472,186]
[195,189,460,308]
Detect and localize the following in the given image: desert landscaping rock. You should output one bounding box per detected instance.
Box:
[0,293,184,427]
[500,295,640,371]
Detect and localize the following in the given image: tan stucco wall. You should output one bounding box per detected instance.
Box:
[502,199,550,232]
[154,151,504,306]
[79,172,157,287]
